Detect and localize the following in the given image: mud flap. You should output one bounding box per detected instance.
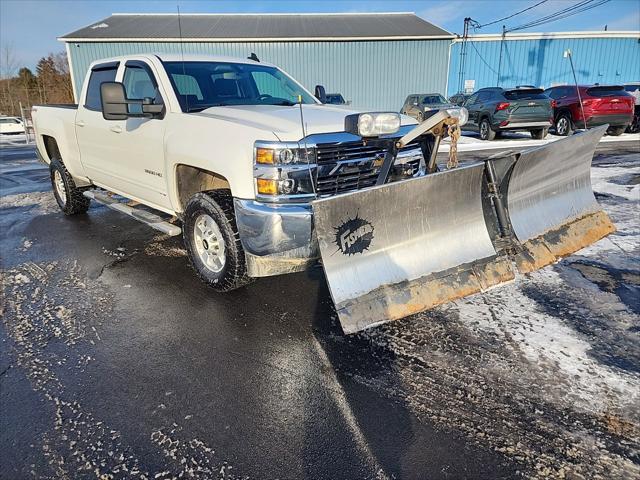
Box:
[505,125,616,272]
[312,163,515,334]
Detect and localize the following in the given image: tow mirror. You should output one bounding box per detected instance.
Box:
[100,82,164,120]
[100,82,129,120]
[314,85,327,103]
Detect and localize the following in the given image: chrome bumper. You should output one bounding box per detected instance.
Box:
[234,199,319,277]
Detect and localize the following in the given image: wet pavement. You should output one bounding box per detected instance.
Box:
[1,140,639,479]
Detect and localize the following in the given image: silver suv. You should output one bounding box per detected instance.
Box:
[401,94,454,122]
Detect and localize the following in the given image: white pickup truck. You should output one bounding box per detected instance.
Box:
[32,53,438,290]
[32,53,614,334]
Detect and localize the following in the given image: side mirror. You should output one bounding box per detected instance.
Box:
[100,82,128,120]
[100,82,164,120]
[314,85,327,103]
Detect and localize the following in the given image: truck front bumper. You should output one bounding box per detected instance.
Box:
[234,199,319,277]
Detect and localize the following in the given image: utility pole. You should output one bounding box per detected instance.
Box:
[564,49,587,130]
[457,17,470,94]
[496,25,506,86]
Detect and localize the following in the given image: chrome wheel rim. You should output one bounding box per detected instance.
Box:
[53,170,67,205]
[193,214,226,273]
[480,122,488,139]
[557,117,568,135]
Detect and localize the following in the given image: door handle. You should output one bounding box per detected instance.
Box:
[75,120,85,127]
[110,126,122,134]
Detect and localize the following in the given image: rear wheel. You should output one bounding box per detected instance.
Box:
[183,190,252,292]
[555,113,573,136]
[479,118,496,141]
[607,126,625,136]
[49,159,91,215]
[530,128,548,140]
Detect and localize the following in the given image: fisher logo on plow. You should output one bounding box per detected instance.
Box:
[335,216,374,255]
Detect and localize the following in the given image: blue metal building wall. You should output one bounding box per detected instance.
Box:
[67,40,451,111]
[448,36,640,95]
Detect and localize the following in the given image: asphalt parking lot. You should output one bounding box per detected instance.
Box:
[1,137,639,479]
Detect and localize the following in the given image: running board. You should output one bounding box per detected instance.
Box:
[83,190,182,236]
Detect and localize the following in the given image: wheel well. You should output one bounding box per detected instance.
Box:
[555,109,573,122]
[42,135,60,162]
[175,165,231,212]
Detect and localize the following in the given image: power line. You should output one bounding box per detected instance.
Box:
[469,41,499,75]
[506,0,611,32]
[477,0,549,28]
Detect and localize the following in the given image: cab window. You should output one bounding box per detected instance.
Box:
[85,63,119,111]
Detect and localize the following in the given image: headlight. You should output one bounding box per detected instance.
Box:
[254,141,317,201]
[446,107,469,127]
[345,112,401,137]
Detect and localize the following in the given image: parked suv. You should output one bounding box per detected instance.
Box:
[463,87,553,140]
[544,85,634,136]
[401,94,454,122]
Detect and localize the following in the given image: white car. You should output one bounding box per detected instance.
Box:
[0,116,25,135]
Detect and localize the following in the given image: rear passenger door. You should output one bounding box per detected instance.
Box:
[75,62,120,185]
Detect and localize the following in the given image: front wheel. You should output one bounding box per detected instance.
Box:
[607,126,625,136]
[530,128,548,140]
[50,159,91,215]
[479,118,496,141]
[183,190,252,292]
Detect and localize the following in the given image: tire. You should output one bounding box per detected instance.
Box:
[49,159,91,215]
[417,112,424,123]
[479,118,496,141]
[530,128,548,140]
[183,190,252,292]
[555,113,573,136]
[607,126,625,136]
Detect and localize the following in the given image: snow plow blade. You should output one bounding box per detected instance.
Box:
[312,163,515,334]
[505,125,616,273]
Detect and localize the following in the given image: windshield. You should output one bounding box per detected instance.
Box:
[421,95,447,104]
[163,61,317,112]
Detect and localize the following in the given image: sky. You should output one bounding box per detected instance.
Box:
[1,0,639,71]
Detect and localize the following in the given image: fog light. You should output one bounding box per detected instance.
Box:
[280,179,296,194]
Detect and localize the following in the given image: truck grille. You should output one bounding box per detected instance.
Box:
[314,141,423,196]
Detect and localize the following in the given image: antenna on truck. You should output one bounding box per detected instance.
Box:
[177,4,189,112]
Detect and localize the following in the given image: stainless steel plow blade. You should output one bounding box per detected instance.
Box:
[312,163,515,334]
[505,125,616,273]
[313,125,615,334]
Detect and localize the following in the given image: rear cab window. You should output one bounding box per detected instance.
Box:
[84,62,119,111]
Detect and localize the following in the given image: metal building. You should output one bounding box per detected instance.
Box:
[59,13,453,111]
[448,31,640,96]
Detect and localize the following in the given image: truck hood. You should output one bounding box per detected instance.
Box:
[195,104,417,141]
